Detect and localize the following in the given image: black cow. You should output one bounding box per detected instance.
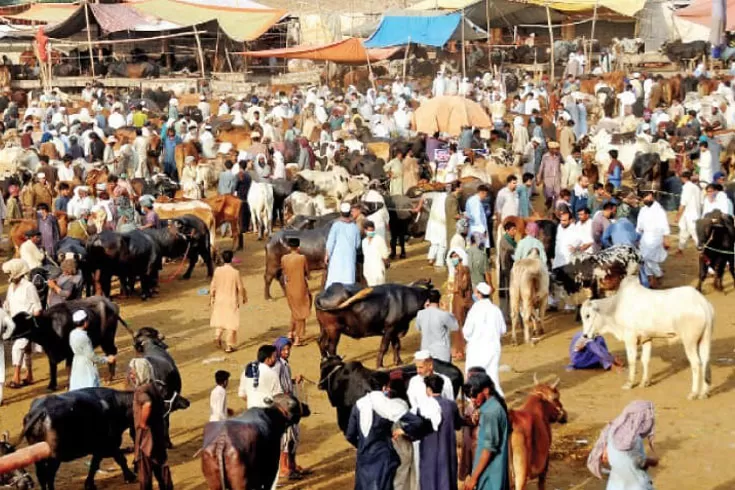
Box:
[661,40,709,64]
[536,219,558,269]
[385,194,431,259]
[130,175,180,199]
[631,153,668,192]
[286,212,339,231]
[200,394,310,490]
[86,230,160,300]
[318,355,463,433]
[133,327,191,448]
[9,296,132,391]
[696,210,735,292]
[551,245,643,306]
[315,280,434,367]
[20,388,137,490]
[0,432,33,490]
[271,178,295,228]
[146,215,214,279]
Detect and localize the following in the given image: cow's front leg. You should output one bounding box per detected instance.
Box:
[47,359,58,392]
[640,341,653,388]
[84,454,102,490]
[622,335,638,390]
[389,333,402,366]
[377,334,390,368]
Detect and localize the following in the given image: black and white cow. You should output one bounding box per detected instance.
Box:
[551,245,643,306]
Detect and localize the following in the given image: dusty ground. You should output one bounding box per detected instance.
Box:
[1,215,735,490]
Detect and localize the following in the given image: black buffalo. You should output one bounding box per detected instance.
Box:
[318,355,463,433]
[20,388,137,490]
[200,394,310,490]
[86,230,160,300]
[696,210,735,292]
[146,215,214,279]
[9,296,132,391]
[631,153,667,191]
[661,40,709,64]
[271,178,295,228]
[286,212,339,231]
[315,280,434,367]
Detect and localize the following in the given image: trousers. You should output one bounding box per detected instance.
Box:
[214,328,236,348]
[428,243,446,267]
[11,339,31,369]
[678,217,698,250]
[138,454,173,490]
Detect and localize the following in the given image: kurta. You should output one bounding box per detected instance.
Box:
[514,236,548,267]
[362,235,390,286]
[69,327,106,391]
[281,252,311,321]
[418,397,461,490]
[445,193,460,244]
[605,432,654,490]
[402,157,420,193]
[384,158,404,196]
[425,193,448,247]
[474,397,510,490]
[559,126,576,159]
[636,201,670,277]
[569,331,615,370]
[463,300,506,397]
[538,153,562,201]
[326,220,361,287]
[37,214,59,256]
[553,223,580,269]
[209,264,245,332]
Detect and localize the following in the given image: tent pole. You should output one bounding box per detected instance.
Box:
[84,2,95,78]
[403,36,411,84]
[214,28,221,73]
[546,4,554,82]
[461,9,466,81]
[225,43,234,73]
[366,50,377,92]
[193,26,206,78]
[485,0,491,65]
[589,0,598,73]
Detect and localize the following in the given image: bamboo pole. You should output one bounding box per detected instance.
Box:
[225,44,234,73]
[84,3,95,78]
[485,0,491,64]
[365,49,377,92]
[214,28,221,72]
[588,0,598,73]
[546,4,554,81]
[193,27,206,78]
[461,9,466,81]
[402,36,411,84]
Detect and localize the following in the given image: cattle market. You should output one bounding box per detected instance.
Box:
[0,0,733,488]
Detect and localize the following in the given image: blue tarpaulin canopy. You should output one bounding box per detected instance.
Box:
[363,12,462,48]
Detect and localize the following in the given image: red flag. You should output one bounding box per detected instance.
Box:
[35,27,49,62]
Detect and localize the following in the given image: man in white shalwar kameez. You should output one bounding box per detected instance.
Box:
[462,282,505,397]
[425,192,448,267]
[432,72,446,97]
[406,350,454,487]
[362,221,390,286]
[636,191,670,287]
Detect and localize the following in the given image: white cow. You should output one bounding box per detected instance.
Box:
[590,130,676,175]
[580,276,714,400]
[247,182,274,240]
[296,168,350,199]
[509,249,549,345]
[284,191,337,219]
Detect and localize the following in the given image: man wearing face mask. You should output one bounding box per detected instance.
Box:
[636,190,670,288]
[361,220,390,286]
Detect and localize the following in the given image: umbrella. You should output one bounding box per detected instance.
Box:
[412,96,492,137]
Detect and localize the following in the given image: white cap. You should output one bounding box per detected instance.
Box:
[199,95,206,101]
[414,350,432,361]
[339,202,351,213]
[632,72,640,78]
[251,131,261,139]
[72,310,87,323]
[36,172,45,178]
[477,282,492,296]
[237,150,248,162]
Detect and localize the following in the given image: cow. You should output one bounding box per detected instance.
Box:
[146,215,214,279]
[508,376,567,490]
[154,200,217,255]
[19,388,137,490]
[385,194,431,259]
[133,327,191,448]
[695,210,735,292]
[7,296,132,391]
[509,249,550,345]
[314,280,434,367]
[581,276,714,399]
[107,60,160,78]
[283,191,337,222]
[204,195,242,250]
[296,168,351,199]
[200,394,310,490]
[86,230,160,300]
[247,181,274,240]
[318,355,463,434]
[550,245,642,308]
[130,174,180,199]
[0,431,34,490]
[631,153,668,191]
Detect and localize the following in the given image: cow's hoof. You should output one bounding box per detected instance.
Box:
[622,382,634,390]
[687,392,697,401]
[180,275,192,281]
[123,472,137,483]
[84,481,97,490]
[697,392,710,400]
[641,380,652,388]
[46,385,57,393]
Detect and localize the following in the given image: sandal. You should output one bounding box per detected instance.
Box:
[6,381,21,389]
[224,346,236,353]
[295,466,313,475]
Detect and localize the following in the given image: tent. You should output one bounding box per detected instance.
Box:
[525,0,646,17]
[363,11,487,48]
[240,37,398,63]
[43,4,186,38]
[409,0,563,28]
[3,3,77,24]
[673,0,735,42]
[129,0,286,42]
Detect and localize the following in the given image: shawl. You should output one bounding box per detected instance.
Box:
[356,391,409,438]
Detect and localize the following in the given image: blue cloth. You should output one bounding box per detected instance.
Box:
[217,171,237,195]
[474,397,510,490]
[162,135,181,177]
[608,164,622,189]
[95,114,106,130]
[601,218,638,249]
[708,136,722,175]
[364,12,461,48]
[517,183,531,218]
[326,220,361,287]
[575,103,587,139]
[465,195,488,247]
[419,397,460,490]
[54,195,69,213]
[569,331,614,370]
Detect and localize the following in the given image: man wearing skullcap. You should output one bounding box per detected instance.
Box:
[69,309,115,390]
[281,238,310,346]
[325,202,361,287]
[31,171,54,210]
[537,141,562,209]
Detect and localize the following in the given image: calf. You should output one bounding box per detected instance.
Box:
[509,249,550,345]
[696,210,735,292]
[8,296,132,391]
[509,377,567,490]
[200,394,310,490]
[204,195,242,250]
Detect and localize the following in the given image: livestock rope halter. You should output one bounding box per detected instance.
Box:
[529,386,565,420]
[160,229,195,283]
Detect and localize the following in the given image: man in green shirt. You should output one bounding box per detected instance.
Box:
[132,105,148,128]
[513,221,548,269]
[467,234,491,297]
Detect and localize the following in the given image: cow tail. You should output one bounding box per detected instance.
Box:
[217,440,229,490]
[117,314,135,338]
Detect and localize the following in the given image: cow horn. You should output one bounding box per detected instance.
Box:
[533,372,539,385]
[1,431,7,442]
[551,377,561,389]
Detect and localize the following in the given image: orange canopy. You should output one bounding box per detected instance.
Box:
[240,38,399,64]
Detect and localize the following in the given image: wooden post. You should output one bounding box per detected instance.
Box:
[214,28,221,73]
[193,26,206,78]
[84,2,95,78]
[461,9,466,81]
[546,5,554,81]
[589,0,598,73]
[402,36,411,84]
[366,50,377,92]
[485,0,491,63]
[225,44,234,73]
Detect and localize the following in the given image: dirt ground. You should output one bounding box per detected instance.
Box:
[2,217,735,490]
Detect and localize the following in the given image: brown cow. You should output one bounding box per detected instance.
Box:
[216,126,252,151]
[509,377,567,490]
[175,141,200,179]
[204,195,242,250]
[10,212,68,256]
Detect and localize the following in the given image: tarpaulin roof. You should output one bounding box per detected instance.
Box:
[523,0,645,18]
[4,3,76,24]
[675,0,735,31]
[364,11,487,48]
[241,37,399,63]
[176,0,273,8]
[43,4,179,38]
[129,0,286,42]
[407,0,563,29]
